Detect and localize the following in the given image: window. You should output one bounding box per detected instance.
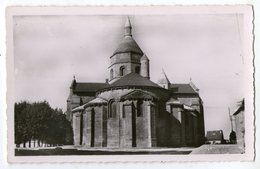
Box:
[135,66,140,74]
[120,66,126,76]
[109,101,117,118]
[137,100,143,117]
[110,69,114,79]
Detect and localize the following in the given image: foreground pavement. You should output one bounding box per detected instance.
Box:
[190,144,245,154]
[16,144,244,156]
[15,146,195,156]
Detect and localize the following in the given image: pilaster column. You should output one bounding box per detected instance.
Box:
[147,101,152,147]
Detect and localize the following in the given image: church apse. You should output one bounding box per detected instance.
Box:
[67,17,205,148]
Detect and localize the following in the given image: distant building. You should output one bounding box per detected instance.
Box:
[233,99,245,146]
[206,130,224,144]
[66,17,205,148]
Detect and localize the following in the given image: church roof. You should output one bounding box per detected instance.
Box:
[73,81,198,95]
[157,70,171,84]
[74,82,110,93]
[170,84,198,94]
[72,97,107,112]
[72,104,85,112]
[141,54,149,60]
[110,73,161,89]
[84,97,107,107]
[87,97,107,104]
[166,98,182,105]
[120,89,158,101]
[112,36,144,56]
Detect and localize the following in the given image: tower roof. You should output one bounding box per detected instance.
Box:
[111,17,143,57]
[109,72,161,89]
[70,75,77,89]
[112,36,143,56]
[141,54,149,60]
[125,16,131,28]
[157,70,171,84]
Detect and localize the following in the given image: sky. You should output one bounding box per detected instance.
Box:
[13,14,245,139]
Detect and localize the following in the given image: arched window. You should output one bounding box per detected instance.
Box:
[135,66,140,74]
[109,100,117,118]
[137,100,143,117]
[110,69,114,79]
[120,66,126,76]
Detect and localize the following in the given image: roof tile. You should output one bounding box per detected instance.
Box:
[74,83,109,93]
[170,84,197,94]
[110,73,161,88]
[112,36,143,56]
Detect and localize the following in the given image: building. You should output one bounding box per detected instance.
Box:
[205,130,225,144]
[233,99,245,147]
[66,17,205,148]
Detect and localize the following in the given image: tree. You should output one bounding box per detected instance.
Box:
[14,101,73,147]
[15,101,30,147]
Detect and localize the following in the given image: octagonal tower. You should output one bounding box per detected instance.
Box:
[109,17,149,83]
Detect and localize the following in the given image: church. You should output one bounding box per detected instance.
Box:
[66,17,205,148]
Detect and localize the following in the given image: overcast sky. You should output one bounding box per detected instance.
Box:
[14,14,245,138]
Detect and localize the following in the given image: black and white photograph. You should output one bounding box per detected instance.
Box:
[6,6,254,162]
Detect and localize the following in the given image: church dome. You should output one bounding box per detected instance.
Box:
[111,17,144,57]
[112,36,143,56]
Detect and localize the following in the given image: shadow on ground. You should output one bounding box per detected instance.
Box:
[15,148,192,156]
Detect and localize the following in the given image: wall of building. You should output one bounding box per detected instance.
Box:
[119,100,133,147]
[67,92,95,122]
[81,105,108,148]
[176,96,205,145]
[72,112,81,146]
[71,88,204,148]
[109,52,142,83]
[234,110,245,146]
[135,100,152,147]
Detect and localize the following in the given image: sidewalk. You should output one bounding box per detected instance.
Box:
[190,144,245,154]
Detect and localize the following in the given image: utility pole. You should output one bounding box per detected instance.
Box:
[229,107,237,144]
[229,107,233,131]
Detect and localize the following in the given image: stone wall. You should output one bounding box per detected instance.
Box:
[234,110,245,146]
[135,100,150,147]
[72,112,81,146]
[107,101,120,148]
[109,52,142,83]
[119,101,133,148]
[71,88,204,148]
[176,96,205,146]
[67,92,95,122]
[82,105,108,147]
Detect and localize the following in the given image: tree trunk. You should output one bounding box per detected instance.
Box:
[29,139,31,148]
[23,142,26,148]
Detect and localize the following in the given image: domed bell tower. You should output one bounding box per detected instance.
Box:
[109,17,148,84]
